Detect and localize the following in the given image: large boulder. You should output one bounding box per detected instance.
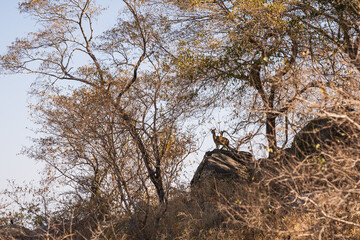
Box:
[289,116,358,159]
[190,149,253,189]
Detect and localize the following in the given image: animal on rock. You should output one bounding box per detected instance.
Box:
[211,128,230,150]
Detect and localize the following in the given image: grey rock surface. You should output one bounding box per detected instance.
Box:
[190,149,253,188]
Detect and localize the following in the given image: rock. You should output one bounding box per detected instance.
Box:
[190,149,253,189]
[290,117,357,159]
[190,113,360,204]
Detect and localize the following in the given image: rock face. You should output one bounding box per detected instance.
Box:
[289,117,353,159]
[190,149,253,188]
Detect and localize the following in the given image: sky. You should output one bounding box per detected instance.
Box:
[0,1,39,190]
[0,0,125,191]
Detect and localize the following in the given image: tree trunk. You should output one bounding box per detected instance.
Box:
[266,113,277,159]
[250,62,279,158]
[121,110,166,204]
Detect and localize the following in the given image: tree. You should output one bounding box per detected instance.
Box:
[290,0,360,112]
[0,0,195,209]
[146,0,325,158]
[294,0,360,71]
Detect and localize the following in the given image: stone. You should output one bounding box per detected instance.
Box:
[190,149,253,188]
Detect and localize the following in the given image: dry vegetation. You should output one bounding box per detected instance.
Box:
[1,0,360,239]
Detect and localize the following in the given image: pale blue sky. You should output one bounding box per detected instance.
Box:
[0,0,124,191]
[0,1,39,190]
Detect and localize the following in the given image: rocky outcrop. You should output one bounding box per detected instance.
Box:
[190,149,254,188]
[191,114,360,194]
[289,117,355,159]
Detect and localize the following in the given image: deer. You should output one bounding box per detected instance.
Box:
[211,128,230,150]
